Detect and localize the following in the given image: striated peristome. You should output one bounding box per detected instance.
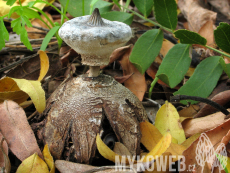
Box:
[43,75,148,163]
[58,8,132,66]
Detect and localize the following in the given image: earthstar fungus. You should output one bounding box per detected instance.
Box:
[58,8,132,77]
[43,8,148,164]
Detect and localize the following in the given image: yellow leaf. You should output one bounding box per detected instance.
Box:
[16,153,49,173]
[42,145,55,173]
[38,50,49,81]
[140,121,163,151]
[185,67,195,77]
[155,101,186,144]
[96,134,134,164]
[0,77,29,103]
[181,133,200,148]
[0,77,45,113]
[140,133,171,163]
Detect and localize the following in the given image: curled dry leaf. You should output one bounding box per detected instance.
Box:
[178,0,217,32]
[194,90,230,118]
[182,109,229,137]
[16,153,49,173]
[0,100,43,161]
[181,119,230,173]
[38,50,50,82]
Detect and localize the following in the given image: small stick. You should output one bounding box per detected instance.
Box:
[170,95,230,116]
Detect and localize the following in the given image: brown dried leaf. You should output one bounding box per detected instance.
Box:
[118,46,146,101]
[207,0,230,19]
[178,0,217,32]
[178,104,200,118]
[182,109,228,137]
[181,119,230,173]
[195,90,230,118]
[0,135,10,173]
[0,100,43,161]
[55,160,96,173]
[113,142,132,157]
[198,20,215,47]
[7,54,61,80]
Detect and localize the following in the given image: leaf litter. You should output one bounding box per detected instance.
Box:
[1,0,230,172]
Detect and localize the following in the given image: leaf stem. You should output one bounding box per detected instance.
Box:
[31,7,53,28]
[124,0,131,12]
[149,77,159,98]
[121,5,173,33]
[205,45,230,58]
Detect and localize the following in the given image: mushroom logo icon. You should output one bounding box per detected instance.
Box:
[195,133,227,173]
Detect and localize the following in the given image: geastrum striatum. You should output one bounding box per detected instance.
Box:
[43,8,148,164]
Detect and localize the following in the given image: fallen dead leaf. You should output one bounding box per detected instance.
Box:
[155,101,186,144]
[0,100,43,161]
[198,20,215,47]
[38,50,49,81]
[207,0,230,19]
[178,104,200,118]
[16,153,49,173]
[113,142,132,157]
[43,144,55,173]
[101,45,146,101]
[0,136,10,173]
[118,46,146,101]
[178,0,217,32]
[194,90,230,118]
[182,109,229,137]
[181,119,230,172]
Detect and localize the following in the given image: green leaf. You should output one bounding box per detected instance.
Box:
[101,11,133,25]
[6,0,16,6]
[219,58,230,78]
[156,44,191,88]
[214,22,230,54]
[20,27,32,51]
[21,16,32,28]
[130,29,164,74]
[23,7,41,20]
[93,0,113,14]
[133,0,154,18]
[11,18,22,35]
[174,56,223,104]
[40,26,60,51]
[174,29,207,45]
[8,6,20,18]
[153,0,177,31]
[59,0,92,17]
[0,19,9,50]
[111,0,120,9]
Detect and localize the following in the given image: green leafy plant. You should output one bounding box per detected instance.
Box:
[115,0,230,102]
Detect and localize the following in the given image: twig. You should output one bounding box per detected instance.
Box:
[170,95,230,116]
